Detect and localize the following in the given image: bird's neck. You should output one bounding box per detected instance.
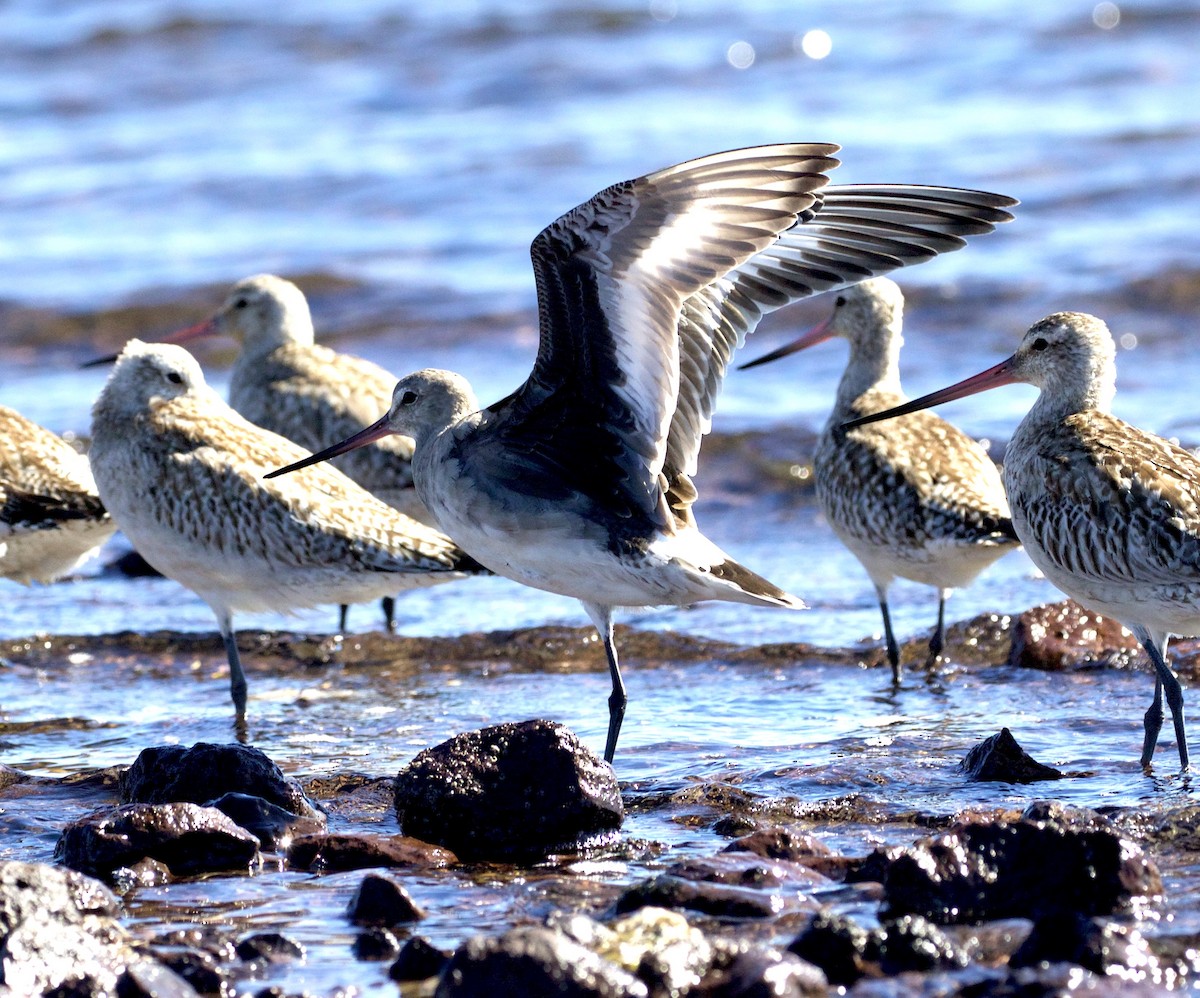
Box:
[831,333,903,416]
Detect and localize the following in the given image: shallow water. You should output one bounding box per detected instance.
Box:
[3,0,1200,992]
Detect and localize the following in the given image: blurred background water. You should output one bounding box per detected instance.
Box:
[1,0,1199,747]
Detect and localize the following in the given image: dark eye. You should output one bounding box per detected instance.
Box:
[234,298,248,310]
[1031,337,1049,351]
[399,390,418,405]
[166,371,184,385]
[835,296,846,306]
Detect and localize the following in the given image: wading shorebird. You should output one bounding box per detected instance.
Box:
[89,340,486,722]
[88,273,421,633]
[845,312,1198,770]
[269,143,1017,763]
[0,405,115,584]
[739,278,1020,680]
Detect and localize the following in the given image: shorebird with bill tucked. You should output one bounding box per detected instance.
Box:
[87,273,421,633]
[89,340,486,723]
[0,405,115,585]
[739,277,1020,680]
[845,311,1198,770]
[270,143,1017,763]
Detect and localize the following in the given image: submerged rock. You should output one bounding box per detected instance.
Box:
[56,802,261,879]
[876,914,968,974]
[721,826,847,878]
[354,926,402,961]
[1009,912,1158,976]
[787,910,878,986]
[390,936,452,982]
[871,810,1161,924]
[960,728,1064,783]
[346,871,427,925]
[435,925,649,997]
[704,938,827,997]
[286,831,457,871]
[120,742,318,817]
[235,930,306,964]
[394,720,623,862]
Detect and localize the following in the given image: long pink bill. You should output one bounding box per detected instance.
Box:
[737,314,836,370]
[264,413,394,480]
[842,354,1020,430]
[81,317,219,368]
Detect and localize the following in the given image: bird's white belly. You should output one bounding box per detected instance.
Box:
[109,512,428,617]
[0,520,114,585]
[835,526,1012,592]
[1028,548,1200,639]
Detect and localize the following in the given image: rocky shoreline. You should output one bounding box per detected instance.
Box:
[3,601,1200,994]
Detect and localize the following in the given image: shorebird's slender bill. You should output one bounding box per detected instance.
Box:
[842,355,1019,430]
[82,317,218,368]
[264,414,393,479]
[737,314,836,370]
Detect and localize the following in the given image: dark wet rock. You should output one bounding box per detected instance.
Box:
[235,931,305,964]
[114,960,200,997]
[877,814,1162,924]
[394,720,623,862]
[57,802,261,879]
[614,873,783,919]
[705,938,828,997]
[787,910,878,986]
[286,832,457,871]
[150,927,237,963]
[120,742,318,817]
[1010,912,1158,975]
[961,728,1064,783]
[1008,600,1139,671]
[353,927,402,961]
[111,857,173,891]
[207,791,327,851]
[711,814,761,838]
[390,935,451,982]
[663,853,828,891]
[154,949,227,995]
[346,871,427,925]
[435,925,648,997]
[0,860,131,994]
[722,826,849,878]
[877,914,969,974]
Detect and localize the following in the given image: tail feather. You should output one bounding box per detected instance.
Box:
[709,558,806,609]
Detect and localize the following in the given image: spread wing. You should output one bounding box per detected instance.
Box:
[481,145,1016,531]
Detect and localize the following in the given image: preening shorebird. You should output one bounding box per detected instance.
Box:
[740,277,1019,680]
[846,311,1198,770]
[270,143,1017,763]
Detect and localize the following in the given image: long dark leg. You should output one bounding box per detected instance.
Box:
[875,584,901,684]
[583,601,625,764]
[338,604,349,633]
[382,596,397,634]
[216,609,248,720]
[1133,626,1188,770]
[1142,676,1164,770]
[929,589,949,660]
